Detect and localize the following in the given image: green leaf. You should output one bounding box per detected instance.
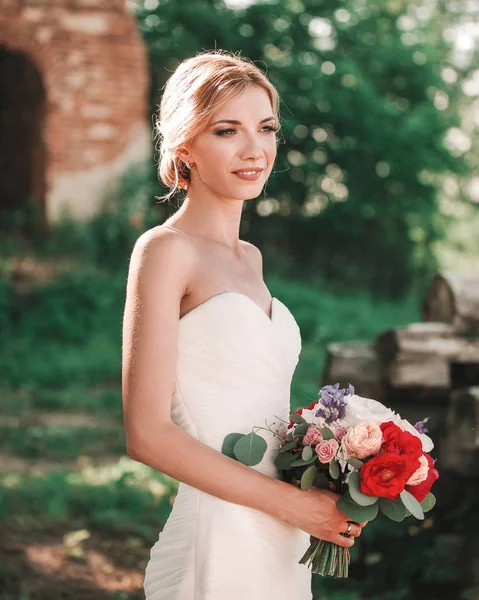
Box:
[337,496,379,522]
[348,471,378,506]
[302,445,313,461]
[279,439,298,453]
[400,490,424,520]
[291,454,318,467]
[301,465,316,491]
[221,433,245,460]
[233,432,267,466]
[329,459,340,479]
[290,413,306,425]
[378,497,407,522]
[420,493,436,513]
[321,427,335,440]
[274,451,298,471]
[294,422,310,437]
[347,458,364,469]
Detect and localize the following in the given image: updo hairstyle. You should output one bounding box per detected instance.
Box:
[154,50,280,201]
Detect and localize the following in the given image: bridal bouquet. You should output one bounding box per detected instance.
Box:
[221,383,439,578]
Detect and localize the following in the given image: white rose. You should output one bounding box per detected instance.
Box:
[300,408,315,424]
[342,394,397,428]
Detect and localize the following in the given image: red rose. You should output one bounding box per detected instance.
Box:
[360,452,419,500]
[405,454,439,502]
[288,400,318,428]
[380,421,422,462]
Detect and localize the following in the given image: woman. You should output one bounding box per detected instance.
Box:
[122,50,366,600]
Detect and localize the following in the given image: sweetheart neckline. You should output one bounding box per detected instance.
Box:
[179,291,276,324]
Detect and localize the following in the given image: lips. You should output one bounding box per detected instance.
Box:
[232,168,264,181]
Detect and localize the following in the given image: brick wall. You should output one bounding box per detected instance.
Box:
[0,0,151,222]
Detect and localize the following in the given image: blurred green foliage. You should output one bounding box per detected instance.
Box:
[0,183,477,598]
[133,0,474,296]
[1,0,478,597]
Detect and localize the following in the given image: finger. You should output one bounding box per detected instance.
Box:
[342,523,362,537]
[334,533,355,548]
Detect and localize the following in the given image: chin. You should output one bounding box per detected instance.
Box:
[235,185,266,201]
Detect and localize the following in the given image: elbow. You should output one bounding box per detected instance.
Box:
[126,444,143,462]
[126,436,146,462]
[125,418,174,463]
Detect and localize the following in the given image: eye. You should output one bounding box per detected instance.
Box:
[262,125,279,134]
[215,128,236,136]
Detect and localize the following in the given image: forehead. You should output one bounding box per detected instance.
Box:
[210,85,274,122]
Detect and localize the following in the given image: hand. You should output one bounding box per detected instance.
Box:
[292,486,368,548]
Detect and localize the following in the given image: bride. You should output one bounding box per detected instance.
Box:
[122,50,366,600]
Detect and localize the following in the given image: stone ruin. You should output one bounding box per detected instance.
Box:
[323,271,479,588]
[323,271,479,476]
[0,0,151,226]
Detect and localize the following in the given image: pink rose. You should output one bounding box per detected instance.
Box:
[406,454,429,486]
[303,425,323,446]
[343,422,383,459]
[334,427,348,442]
[315,439,339,464]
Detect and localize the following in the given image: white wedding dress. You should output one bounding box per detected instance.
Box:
[143,292,313,599]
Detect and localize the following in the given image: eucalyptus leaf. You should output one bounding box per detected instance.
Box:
[378,497,407,522]
[274,451,298,471]
[279,439,297,453]
[291,454,318,467]
[301,465,317,491]
[321,427,335,440]
[337,496,379,522]
[400,490,424,520]
[302,446,313,461]
[347,458,364,470]
[329,459,340,479]
[348,471,378,506]
[290,413,306,425]
[221,433,245,460]
[294,422,310,437]
[420,493,436,513]
[233,432,267,466]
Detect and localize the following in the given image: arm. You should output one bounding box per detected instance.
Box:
[122,228,301,521]
[122,228,357,546]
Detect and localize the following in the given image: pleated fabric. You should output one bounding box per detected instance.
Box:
[143,293,313,600]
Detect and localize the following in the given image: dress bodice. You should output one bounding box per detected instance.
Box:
[170,292,302,478]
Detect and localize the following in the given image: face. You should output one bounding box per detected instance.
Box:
[184,85,278,200]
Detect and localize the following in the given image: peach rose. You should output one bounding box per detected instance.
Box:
[303,425,323,446]
[406,454,429,486]
[315,439,339,464]
[343,422,382,459]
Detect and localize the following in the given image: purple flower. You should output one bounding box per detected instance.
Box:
[315,382,355,425]
[414,418,429,435]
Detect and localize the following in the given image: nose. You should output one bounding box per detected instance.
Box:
[239,131,264,162]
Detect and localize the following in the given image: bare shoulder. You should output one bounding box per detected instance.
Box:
[240,240,263,276]
[128,225,195,288]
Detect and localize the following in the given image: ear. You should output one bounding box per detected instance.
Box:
[177,145,192,164]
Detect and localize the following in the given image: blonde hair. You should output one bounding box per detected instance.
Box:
[154,50,280,202]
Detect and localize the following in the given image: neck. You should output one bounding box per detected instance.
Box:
[171,187,245,251]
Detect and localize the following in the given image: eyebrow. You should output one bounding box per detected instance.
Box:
[210,117,276,126]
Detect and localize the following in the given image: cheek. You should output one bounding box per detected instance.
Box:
[200,141,236,170]
[265,141,277,168]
